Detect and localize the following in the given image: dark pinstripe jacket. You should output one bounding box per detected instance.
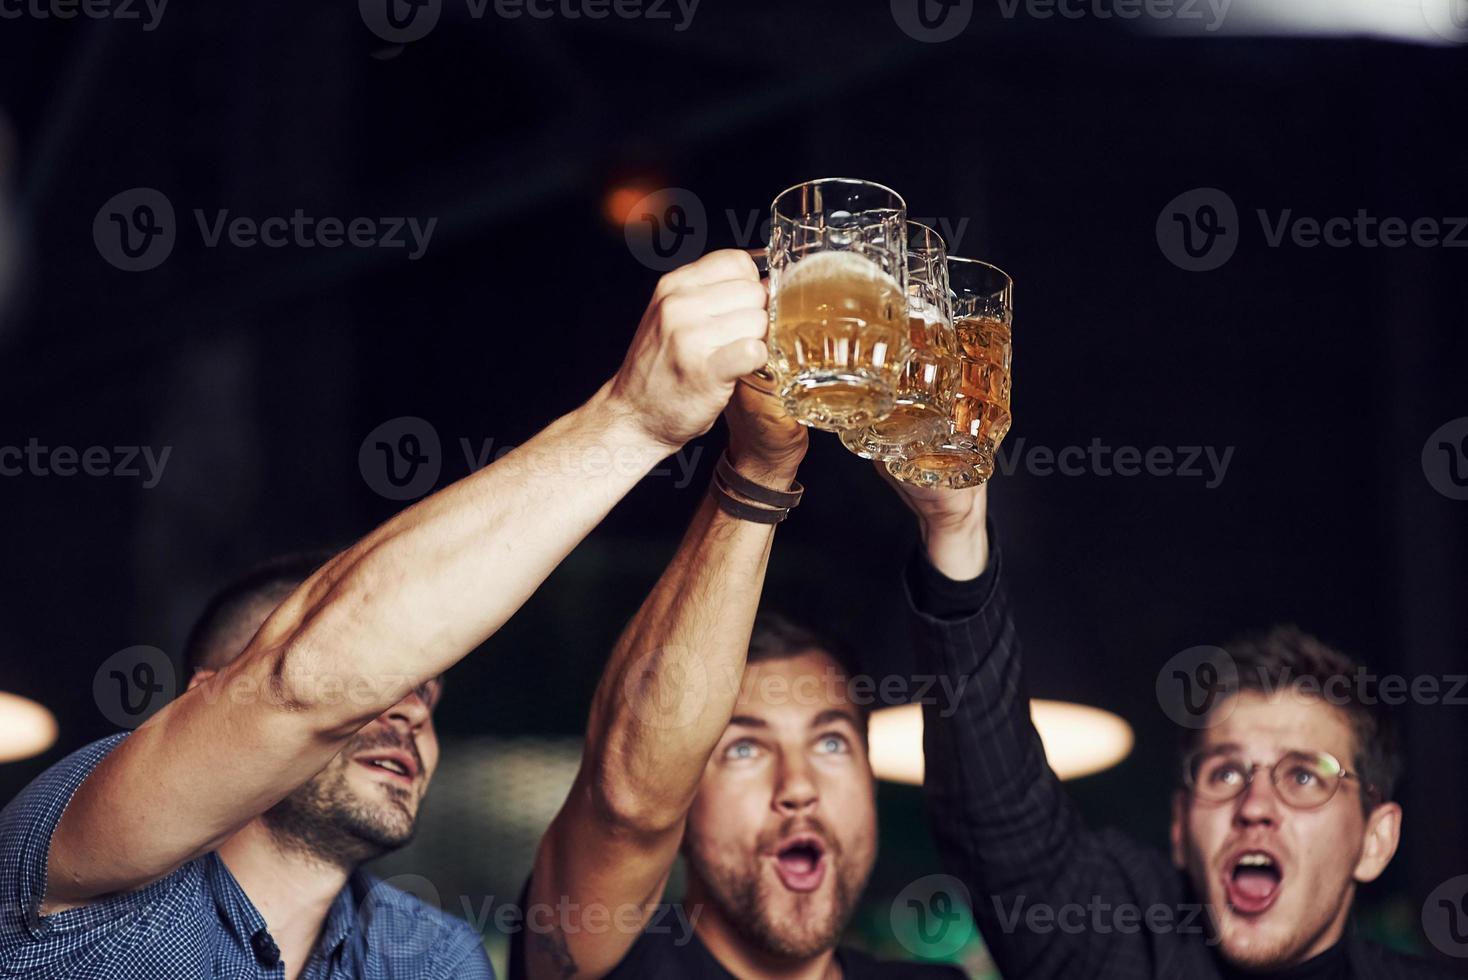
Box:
[906,542,1460,980]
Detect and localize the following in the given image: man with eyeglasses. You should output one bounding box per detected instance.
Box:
[877,473,1457,978]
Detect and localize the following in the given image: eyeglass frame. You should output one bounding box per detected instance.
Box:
[1180,746,1378,811]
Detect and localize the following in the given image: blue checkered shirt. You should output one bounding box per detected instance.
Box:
[0,733,495,979]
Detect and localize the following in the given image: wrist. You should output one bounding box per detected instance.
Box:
[726,446,802,490]
[592,382,683,459]
[918,511,990,582]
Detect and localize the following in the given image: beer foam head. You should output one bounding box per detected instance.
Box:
[909,298,949,326]
[781,249,900,291]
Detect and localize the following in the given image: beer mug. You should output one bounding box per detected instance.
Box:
[840,222,957,460]
[886,258,1013,489]
[766,178,910,431]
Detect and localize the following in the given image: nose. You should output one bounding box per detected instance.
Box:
[1234,768,1282,826]
[773,751,819,816]
[383,686,431,734]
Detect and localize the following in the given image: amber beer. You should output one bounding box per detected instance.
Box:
[952,313,1012,455]
[840,300,956,458]
[769,249,909,431]
[886,257,1013,490]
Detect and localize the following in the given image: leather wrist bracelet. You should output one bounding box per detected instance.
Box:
[715,452,804,509]
[709,478,789,524]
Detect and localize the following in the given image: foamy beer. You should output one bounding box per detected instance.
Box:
[767,178,909,431]
[887,258,1013,489]
[840,222,957,459]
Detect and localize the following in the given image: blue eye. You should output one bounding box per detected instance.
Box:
[1209,763,1243,784]
[817,733,850,754]
[725,740,759,761]
[1288,767,1317,786]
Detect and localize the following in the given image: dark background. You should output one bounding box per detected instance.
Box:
[1,1,1466,974]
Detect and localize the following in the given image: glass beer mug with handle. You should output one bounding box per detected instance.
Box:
[766,178,910,431]
[840,221,957,460]
[886,257,1013,489]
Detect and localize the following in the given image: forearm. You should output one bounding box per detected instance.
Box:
[48,383,671,906]
[908,541,1093,971]
[582,457,793,832]
[264,381,671,732]
[524,455,793,980]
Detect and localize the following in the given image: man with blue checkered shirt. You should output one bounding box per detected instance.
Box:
[0,249,773,979]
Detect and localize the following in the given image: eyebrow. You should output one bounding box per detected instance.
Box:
[810,708,862,731]
[728,715,768,730]
[1203,742,1243,754]
[1201,743,1336,761]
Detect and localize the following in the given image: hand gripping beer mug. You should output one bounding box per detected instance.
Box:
[767,178,910,431]
[840,222,957,460]
[886,258,1013,489]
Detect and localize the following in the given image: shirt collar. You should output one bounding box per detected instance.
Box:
[205,853,270,947]
[207,851,366,960]
[317,869,372,956]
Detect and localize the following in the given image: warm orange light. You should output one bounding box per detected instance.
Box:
[0,691,58,764]
[869,700,1133,785]
[604,185,663,227]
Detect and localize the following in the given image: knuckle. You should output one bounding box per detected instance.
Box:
[653,269,686,301]
[659,293,695,324]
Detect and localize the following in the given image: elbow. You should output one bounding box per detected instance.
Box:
[250,637,377,740]
[585,762,686,839]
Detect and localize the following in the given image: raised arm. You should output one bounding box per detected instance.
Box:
[45,250,771,912]
[886,475,1166,979]
[521,380,806,980]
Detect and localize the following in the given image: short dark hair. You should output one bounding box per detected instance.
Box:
[1179,625,1402,814]
[747,611,869,727]
[183,550,337,675]
[748,612,856,673]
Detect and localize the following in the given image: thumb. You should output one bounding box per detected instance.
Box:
[707,337,769,385]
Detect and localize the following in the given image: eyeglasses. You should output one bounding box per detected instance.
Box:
[1182,748,1372,810]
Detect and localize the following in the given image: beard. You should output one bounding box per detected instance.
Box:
[262,730,420,870]
[1214,894,1345,972]
[685,816,871,961]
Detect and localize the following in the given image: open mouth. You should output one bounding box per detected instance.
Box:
[772,835,827,893]
[355,753,416,785]
[1224,850,1283,916]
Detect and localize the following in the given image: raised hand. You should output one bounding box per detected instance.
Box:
[608,249,769,453]
[875,461,990,580]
